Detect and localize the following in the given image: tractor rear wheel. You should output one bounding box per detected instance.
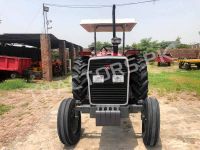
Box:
[142,97,160,147]
[72,57,89,103]
[57,98,81,146]
[128,55,148,104]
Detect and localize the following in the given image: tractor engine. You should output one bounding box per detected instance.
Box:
[88,57,129,105]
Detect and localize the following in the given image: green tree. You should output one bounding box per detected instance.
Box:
[174,36,191,49]
[125,44,132,50]
[88,41,112,51]
[136,38,160,52]
[131,43,138,49]
[177,44,191,49]
[175,36,181,45]
[159,41,171,49]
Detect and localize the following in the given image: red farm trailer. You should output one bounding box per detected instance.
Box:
[0,55,32,78]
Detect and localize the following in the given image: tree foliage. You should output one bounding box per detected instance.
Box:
[88,37,191,52]
[88,41,112,51]
[135,38,160,52]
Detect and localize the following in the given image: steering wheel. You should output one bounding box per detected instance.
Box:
[100,46,112,52]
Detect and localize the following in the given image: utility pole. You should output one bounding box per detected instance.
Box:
[43,4,52,35]
[42,3,53,54]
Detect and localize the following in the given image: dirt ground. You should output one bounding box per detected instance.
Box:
[0,87,200,150]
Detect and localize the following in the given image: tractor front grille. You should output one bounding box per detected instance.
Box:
[88,57,129,105]
[90,85,127,104]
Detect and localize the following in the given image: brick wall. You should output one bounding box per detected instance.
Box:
[158,49,200,59]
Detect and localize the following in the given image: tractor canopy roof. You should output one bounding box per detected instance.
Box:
[80,18,136,32]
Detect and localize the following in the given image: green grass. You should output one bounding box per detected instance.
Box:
[1,70,199,96]
[0,104,12,116]
[149,70,200,95]
[0,79,33,90]
[0,76,72,91]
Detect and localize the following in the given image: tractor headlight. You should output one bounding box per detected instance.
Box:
[112,75,124,83]
[93,75,104,83]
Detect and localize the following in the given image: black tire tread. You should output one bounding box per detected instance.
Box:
[142,97,160,146]
[63,98,81,145]
[57,99,68,144]
[57,98,81,146]
[72,57,89,101]
[128,55,148,103]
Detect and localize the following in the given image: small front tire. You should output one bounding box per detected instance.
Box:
[142,97,160,147]
[57,98,81,146]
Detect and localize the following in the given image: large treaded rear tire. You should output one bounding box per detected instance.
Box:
[57,98,81,145]
[72,57,89,102]
[128,55,148,103]
[142,97,160,146]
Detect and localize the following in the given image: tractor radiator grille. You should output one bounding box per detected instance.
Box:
[90,85,127,104]
[88,57,129,105]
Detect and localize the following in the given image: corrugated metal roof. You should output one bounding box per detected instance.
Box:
[0,34,82,49]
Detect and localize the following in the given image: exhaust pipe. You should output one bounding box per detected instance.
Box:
[112,4,116,38]
[112,4,121,55]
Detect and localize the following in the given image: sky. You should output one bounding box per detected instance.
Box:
[0,0,200,47]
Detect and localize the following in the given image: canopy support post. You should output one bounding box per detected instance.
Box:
[123,25,125,54]
[94,26,97,55]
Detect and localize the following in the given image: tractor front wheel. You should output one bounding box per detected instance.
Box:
[142,97,160,147]
[57,98,81,146]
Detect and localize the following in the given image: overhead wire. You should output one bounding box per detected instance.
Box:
[44,0,159,8]
[116,0,159,6]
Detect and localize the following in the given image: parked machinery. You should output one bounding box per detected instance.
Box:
[57,5,160,147]
[52,59,63,77]
[155,53,173,66]
[178,59,200,70]
[0,55,32,79]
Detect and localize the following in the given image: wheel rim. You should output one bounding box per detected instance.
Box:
[11,73,16,79]
[30,75,35,80]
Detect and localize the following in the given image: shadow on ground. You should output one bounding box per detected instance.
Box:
[74,118,162,150]
[99,118,139,149]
